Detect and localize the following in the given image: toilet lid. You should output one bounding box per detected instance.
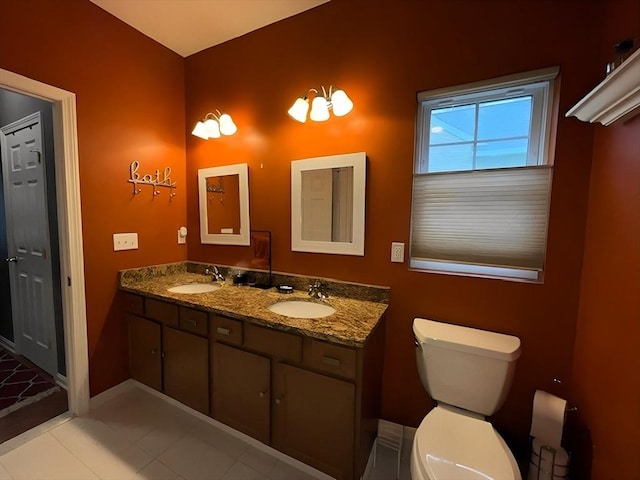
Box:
[414,406,521,480]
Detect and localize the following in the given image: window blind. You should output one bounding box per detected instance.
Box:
[410,166,553,271]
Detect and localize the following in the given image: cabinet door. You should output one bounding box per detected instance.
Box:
[128,314,161,391]
[163,327,209,414]
[273,364,355,480]
[212,343,270,444]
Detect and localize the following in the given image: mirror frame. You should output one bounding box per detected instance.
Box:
[198,163,250,245]
[291,152,366,256]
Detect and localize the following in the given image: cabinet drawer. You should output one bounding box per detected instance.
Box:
[211,315,243,345]
[244,323,302,363]
[303,339,357,380]
[123,293,144,315]
[179,306,208,336]
[145,298,178,326]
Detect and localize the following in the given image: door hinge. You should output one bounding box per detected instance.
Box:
[67,276,71,287]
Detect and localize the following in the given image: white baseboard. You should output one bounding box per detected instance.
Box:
[91,380,334,480]
[89,378,138,409]
[404,426,417,441]
[0,336,15,352]
[55,373,68,390]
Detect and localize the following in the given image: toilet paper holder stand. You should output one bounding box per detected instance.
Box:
[529,443,568,480]
[528,382,577,480]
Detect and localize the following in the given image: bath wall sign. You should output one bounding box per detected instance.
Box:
[128,160,177,197]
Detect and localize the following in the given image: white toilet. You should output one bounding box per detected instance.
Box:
[411,318,522,480]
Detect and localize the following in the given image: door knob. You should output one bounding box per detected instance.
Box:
[5,257,17,263]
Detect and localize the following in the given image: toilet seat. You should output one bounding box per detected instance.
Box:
[411,406,521,480]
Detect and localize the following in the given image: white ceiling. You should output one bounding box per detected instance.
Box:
[89,0,329,57]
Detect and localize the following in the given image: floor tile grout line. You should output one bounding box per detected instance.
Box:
[47,430,105,479]
[154,455,185,480]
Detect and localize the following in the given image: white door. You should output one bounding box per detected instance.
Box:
[301,168,333,242]
[331,167,353,243]
[1,111,57,376]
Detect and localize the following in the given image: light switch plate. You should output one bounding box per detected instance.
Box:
[113,233,138,251]
[391,242,405,263]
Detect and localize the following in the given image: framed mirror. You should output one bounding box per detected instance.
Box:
[198,163,250,245]
[291,152,366,255]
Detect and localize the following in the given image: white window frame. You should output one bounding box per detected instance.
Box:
[410,67,559,282]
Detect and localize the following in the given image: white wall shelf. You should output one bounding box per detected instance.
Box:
[566,47,640,126]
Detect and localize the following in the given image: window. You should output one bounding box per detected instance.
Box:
[410,67,559,282]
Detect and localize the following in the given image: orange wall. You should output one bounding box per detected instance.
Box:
[0,1,187,394]
[185,0,601,454]
[571,0,640,477]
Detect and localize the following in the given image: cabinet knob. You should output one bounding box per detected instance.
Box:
[151,349,156,355]
[216,327,231,336]
[275,397,281,405]
[259,391,266,398]
[186,318,198,327]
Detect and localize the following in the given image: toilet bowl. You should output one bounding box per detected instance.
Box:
[411,318,522,480]
[411,406,521,480]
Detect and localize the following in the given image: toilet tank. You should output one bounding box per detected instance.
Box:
[413,318,521,416]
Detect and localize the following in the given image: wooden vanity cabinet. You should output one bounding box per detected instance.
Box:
[128,313,162,391]
[272,363,355,480]
[163,326,209,414]
[211,342,270,443]
[126,291,386,480]
[125,294,209,414]
[210,317,386,480]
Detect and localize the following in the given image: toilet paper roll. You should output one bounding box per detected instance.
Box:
[530,390,566,448]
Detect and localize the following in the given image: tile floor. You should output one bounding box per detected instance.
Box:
[0,384,413,480]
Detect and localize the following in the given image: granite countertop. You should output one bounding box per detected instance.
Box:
[120,271,387,347]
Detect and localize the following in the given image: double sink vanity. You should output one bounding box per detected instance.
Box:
[120,262,388,480]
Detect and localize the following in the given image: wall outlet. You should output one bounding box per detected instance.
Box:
[113,233,138,251]
[178,226,187,245]
[391,242,405,263]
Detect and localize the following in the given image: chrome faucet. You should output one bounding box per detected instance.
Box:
[308,279,328,300]
[205,266,225,282]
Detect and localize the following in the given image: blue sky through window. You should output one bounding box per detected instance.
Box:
[427,96,532,172]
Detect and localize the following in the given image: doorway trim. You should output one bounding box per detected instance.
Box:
[0,68,89,415]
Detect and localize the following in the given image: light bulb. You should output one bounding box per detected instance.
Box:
[310,95,330,121]
[191,121,209,139]
[204,118,221,138]
[288,97,309,123]
[330,89,353,117]
[218,113,237,135]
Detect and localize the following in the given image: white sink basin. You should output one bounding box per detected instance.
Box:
[167,283,220,294]
[268,301,336,319]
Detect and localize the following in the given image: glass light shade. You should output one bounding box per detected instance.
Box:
[204,118,221,138]
[288,97,309,123]
[310,96,330,121]
[218,113,237,135]
[330,89,353,117]
[192,121,209,139]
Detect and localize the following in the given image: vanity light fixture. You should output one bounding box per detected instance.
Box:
[288,86,354,123]
[191,110,237,139]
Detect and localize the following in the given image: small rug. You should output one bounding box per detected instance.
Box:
[0,346,60,419]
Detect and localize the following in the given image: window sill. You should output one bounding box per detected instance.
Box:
[409,259,543,283]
